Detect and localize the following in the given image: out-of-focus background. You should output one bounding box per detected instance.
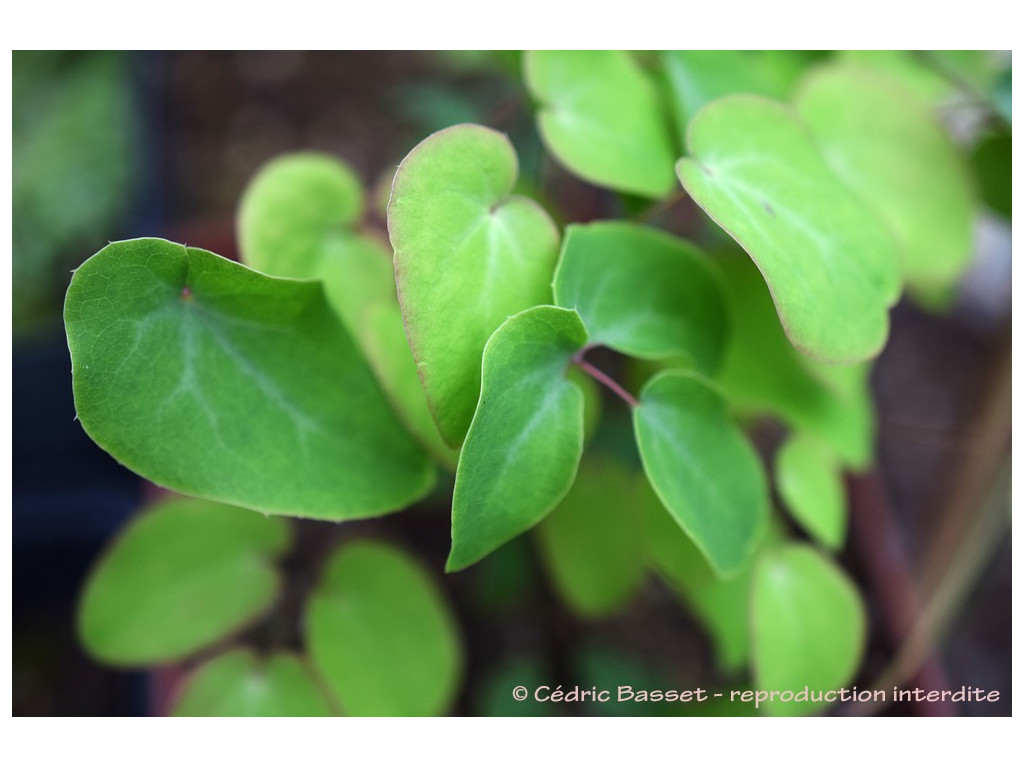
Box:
[12,50,1011,716]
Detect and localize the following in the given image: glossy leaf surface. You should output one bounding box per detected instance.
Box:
[307,541,462,716]
[536,458,646,617]
[65,239,433,518]
[78,498,289,665]
[634,371,768,577]
[677,95,901,363]
[553,222,728,373]
[524,50,676,198]
[752,545,866,716]
[797,64,975,297]
[173,650,334,717]
[389,124,559,446]
[449,307,587,571]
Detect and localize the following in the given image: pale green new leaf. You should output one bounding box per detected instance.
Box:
[78,498,289,666]
[797,64,975,300]
[776,434,847,549]
[536,458,646,617]
[173,650,334,717]
[714,251,874,469]
[307,541,462,716]
[237,153,455,466]
[524,50,676,198]
[553,222,728,374]
[448,306,588,572]
[65,239,433,519]
[634,370,769,577]
[677,95,901,363]
[389,124,560,446]
[752,545,866,716]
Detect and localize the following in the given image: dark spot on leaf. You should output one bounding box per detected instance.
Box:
[181,286,193,301]
[762,201,775,217]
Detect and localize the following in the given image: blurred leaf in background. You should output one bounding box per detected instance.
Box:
[13,51,142,339]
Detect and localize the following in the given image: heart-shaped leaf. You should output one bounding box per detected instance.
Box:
[448,306,588,572]
[524,50,676,198]
[714,250,875,469]
[677,95,901,363]
[776,434,847,549]
[796,64,976,300]
[536,457,646,617]
[238,153,455,466]
[752,544,866,716]
[78,498,289,666]
[389,123,560,446]
[65,238,433,518]
[633,370,768,577]
[307,541,462,716]
[553,222,729,373]
[172,649,334,717]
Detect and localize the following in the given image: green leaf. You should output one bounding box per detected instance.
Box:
[677,95,901,363]
[553,222,728,373]
[238,153,455,466]
[752,544,866,716]
[633,370,768,577]
[536,458,646,617]
[796,64,976,298]
[306,541,462,716]
[389,123,560,446]
[971,131,1012,219]
[448,306,588,571]
[78,497,289,666]
[173,650,334,717]
[524,50,676,198]
[776,434,847,549]
[643,478,753,671]
[64,238,433,519]
[714,251,874,469]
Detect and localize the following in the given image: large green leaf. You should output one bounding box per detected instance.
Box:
[536,458,646,617]
[633,370,768,577]
[64,238,433,518]
[306,541,462,716]
[173,650,334,717]
[776,434,846,550]
[237,153,455,466]
[553,222,728,374]
[78,498,289,666]
[389,124,560,446]
[796,64,976,299]
[714,251,874,468]
[677,95,901,363]
[752,545,866,716]
[524,50,676,198]
[448,306,588,572]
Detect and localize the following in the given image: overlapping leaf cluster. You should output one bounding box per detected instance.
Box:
[65,49,1005,716]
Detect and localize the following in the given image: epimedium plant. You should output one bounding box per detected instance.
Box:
[65,50,1005,717]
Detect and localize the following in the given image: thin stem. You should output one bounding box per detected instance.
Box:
[633,189,688,224]
[572,352,638,408]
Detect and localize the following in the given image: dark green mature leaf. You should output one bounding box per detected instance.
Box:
[65,238,433,519]
[677,95,901,363]
[776,434,847,549]
[78,498,289,666]
[237,153,455,466]
[971,131,1012,219]
[307,541,462,716]
[536,458,646,617]
[714,251,874,469]
[173,650,334,717]
[553,222,728,374]
[797,64,976,300]
[524,50,676,198]
[448,307,588,572]
[634,371,768,577]
[752,545,865,716]
[389,124,560,446]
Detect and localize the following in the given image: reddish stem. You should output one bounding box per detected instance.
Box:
[572,353,638,408]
